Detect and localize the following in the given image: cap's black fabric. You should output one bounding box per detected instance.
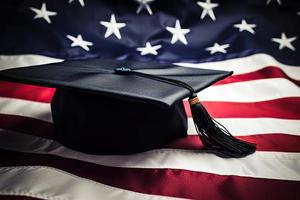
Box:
[0,59,233,155]
[51,88,187,154]
[0,59,232,107]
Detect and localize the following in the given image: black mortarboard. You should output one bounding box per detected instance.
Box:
[0,59,255,158]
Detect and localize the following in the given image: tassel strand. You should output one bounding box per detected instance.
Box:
[115,67,256,158]
[189,94,256,158]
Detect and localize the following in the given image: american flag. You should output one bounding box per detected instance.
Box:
[0,0,299,199]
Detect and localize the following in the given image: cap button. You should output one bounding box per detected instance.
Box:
[114,67,132,75]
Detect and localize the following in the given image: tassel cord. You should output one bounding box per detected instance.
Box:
[115,67,256,158]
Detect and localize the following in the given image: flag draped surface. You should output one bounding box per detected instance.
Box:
[0,0,300,199]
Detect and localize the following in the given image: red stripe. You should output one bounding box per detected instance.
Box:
[215,66,300,86]
[166,134,300,152]
[0,66,299,104]
[0,114,299,152]
[184,97,300,119]
[0,114,54,139]
[0,149,299,200]
[0,81,55,103]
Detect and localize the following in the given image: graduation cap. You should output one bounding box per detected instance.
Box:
[0,59,255,158]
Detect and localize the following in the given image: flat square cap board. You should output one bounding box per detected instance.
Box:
[0,59,231,106]
[0,58,256,157]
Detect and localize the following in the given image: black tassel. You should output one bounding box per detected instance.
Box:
[114,67,256,158]
[189,94,256,158]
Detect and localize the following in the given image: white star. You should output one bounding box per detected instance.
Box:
[266,0,282,5]
[272,33,297,51]
[135,0,155,15]
[206,43,230,54]
[100,14,126,40]
[29,3,57,24]
[233,19,256,34]
[297,11,300,15]
[197,0,219,21]
[66,34,93,51]
[166,20,190,45]
[69,0,85,7]
[137,42,162,55]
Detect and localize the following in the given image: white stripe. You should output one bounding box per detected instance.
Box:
[0,54,62,70]
[0,97,52,122]
[187,118,300,136]
[199,78,300,102]
[0,129,299,181]
[0,166,181,200]
[176,53,300,80]
[0,96,299,136]
[1,79,299,123]
[1,55,299,103]
[1,54,299,80]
